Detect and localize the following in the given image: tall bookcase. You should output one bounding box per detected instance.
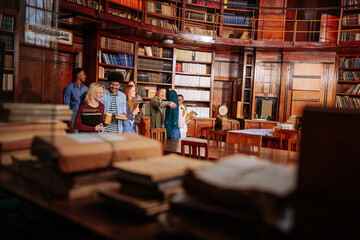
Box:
[137,43,174,100]
[0,8,18,103]
[174,48,214,118]
[335,54,360,108]
[97,33,135,88]
[340,0,360,42]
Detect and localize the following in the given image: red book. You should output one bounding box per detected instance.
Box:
[176,63,183,72]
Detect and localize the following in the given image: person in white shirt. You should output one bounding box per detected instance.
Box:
[178,94,187,138]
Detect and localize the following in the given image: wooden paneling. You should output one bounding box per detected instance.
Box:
[212,80,233,118]
[258,0,287,41]
[187,118,216,138]
[17,45,75,104]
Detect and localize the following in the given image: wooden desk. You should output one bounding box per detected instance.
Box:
[0,170,162,240]
[227,129,280,149]
[164,137,298,165]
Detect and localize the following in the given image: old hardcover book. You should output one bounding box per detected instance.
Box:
[31,133,163,173]
[82,112,102,127]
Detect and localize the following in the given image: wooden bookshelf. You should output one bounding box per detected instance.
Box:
[174,48,214,118]
[97,34,135,87]
[336,54,360,108]
[0,8,18,103]
[340,0,360,43]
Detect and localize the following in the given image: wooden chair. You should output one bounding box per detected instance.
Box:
[279,129,300,150]
[181,140,209,160]
[207,130,229,144]
[288,138,301,152]
[200,126,214,139]
[150,128,167,142]
[231,121,240,130]
[236,133,262,154]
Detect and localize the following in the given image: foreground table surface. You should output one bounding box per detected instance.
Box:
[0,169,162,240]
[164,137,298,165]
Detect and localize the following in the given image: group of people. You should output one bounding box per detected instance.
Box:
[149,87,190,139]
[63,68,140,133]
[63,67,192,138]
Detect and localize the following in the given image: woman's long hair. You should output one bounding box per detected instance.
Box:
[84,83,104,104]
[165,90,179,138]
[123,85,135,111]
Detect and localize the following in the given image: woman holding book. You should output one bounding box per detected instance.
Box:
[128,81,143,133]
[122,85,139,133]
[74,82,105,132]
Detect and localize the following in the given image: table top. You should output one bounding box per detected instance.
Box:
[0,169,162,240]
[163,137,298,165]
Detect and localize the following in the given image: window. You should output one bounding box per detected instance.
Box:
[25,0,55,47]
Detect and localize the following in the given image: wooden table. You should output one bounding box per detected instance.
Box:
[0,169,162,240]
[164,137,298,165]
[227,129,280,149]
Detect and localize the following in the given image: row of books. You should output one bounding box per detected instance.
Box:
[146,1,177,17]
[146,17,178,30]
[0,34,14,50]
[342,14,360,26]
[100,52,134,67]
[137,85,156,99]
[340,71,360,81]
[340,32,360,42]
[345,83,360,94]
[340,57,360,68]
[0,13,15,31]
[223,14,251,25]
[176,49,212,62]
[2,73,13,91]
[138,58,172,71]
[185,11,215,22]
[175,88,210,102]
[100,36,135,54]
[108,0,143,9]
[108,8,140,22]
[174,75,211,87]
[336,95,360,108]
[186,106,210,118]
[65,0,104,11]
[176,63,210,75]
[189,0,221,8]
[137,71,171,83]
[98,67,132,80]
[224,0,257,8]
[184,26,217,36]
[343,0,359,7]
[138,45,173,58]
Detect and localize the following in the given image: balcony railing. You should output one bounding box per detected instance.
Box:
[62,0,360,46]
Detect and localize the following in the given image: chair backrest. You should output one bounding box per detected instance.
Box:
[236,133,262,154]
[200,126,214,139]
[207,130,229,144]
[150,128,167,142]
[231,121,240,130]
[279,129,300,150]
[288,138,301,152]
[181,140,209,160]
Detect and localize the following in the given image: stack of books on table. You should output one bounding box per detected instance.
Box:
[15,133,163,199]
[159,155,297,239]
[0,103,70,167]
[98,154,211,217]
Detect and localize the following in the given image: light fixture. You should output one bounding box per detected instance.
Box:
[164,38,174,44]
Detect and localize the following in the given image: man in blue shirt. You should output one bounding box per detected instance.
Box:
[100,71,127,133]
[63,68,88,122]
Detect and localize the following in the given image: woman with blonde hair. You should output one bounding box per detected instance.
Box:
[122,84,139,133]
[75,82,105,132]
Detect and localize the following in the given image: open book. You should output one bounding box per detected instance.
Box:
[185,111,197,124]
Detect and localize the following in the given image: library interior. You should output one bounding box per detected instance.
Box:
[0,0,360,239]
